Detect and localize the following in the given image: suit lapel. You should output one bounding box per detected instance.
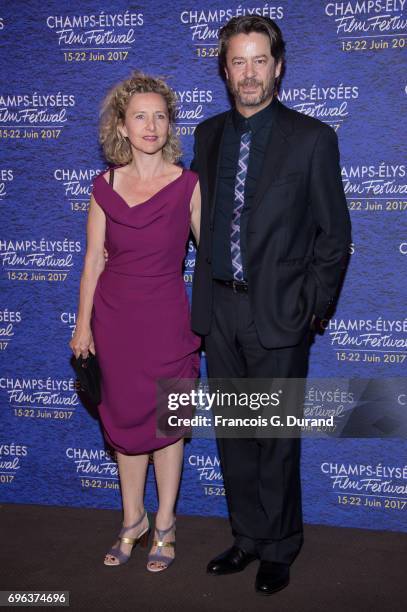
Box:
[250,100,294,215]
[202,102,294,220]
[203,113,228,224]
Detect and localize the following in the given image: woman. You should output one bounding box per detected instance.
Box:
[69,71,201,572]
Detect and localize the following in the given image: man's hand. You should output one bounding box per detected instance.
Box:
[310,314,326,334]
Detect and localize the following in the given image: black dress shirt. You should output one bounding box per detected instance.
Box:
[212,98,275,280]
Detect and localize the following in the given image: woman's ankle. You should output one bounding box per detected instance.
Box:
[123,506,146,527]
[155,511,175,529]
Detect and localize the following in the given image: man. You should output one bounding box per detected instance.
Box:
[191,16,351,595]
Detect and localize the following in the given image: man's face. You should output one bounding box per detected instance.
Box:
[224,32,282,112]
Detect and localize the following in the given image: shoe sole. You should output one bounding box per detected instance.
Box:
[207,569,246,576]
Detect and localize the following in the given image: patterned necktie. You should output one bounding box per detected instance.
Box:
[231,130,251,281]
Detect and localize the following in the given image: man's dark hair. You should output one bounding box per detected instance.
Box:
[218,16,286,87]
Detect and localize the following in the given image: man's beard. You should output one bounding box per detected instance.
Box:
[228,77,275,107]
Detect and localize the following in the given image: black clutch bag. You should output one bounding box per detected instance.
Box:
[71,351,102,405]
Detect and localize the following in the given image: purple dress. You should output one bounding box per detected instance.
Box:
[91,168,200,454]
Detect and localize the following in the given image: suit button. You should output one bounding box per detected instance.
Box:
[206,256,211,264]
[209,223,214,231]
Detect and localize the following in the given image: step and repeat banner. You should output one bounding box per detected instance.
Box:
[0,1,406,532]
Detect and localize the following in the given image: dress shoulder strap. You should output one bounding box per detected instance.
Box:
[109,168,114,187]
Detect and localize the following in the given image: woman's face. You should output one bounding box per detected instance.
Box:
[119,92,170,158]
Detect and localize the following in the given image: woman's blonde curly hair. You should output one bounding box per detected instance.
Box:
[99,71,181,165]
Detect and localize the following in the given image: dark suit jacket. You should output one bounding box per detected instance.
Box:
[191,99,352,349]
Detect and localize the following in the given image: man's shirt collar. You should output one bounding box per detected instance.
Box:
[232,96,275,134]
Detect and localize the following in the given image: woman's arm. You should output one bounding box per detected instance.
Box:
[189,180,201,246]
[69,195,106,358]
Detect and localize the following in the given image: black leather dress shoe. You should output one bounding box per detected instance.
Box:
[255,561,290,595]
[207,546,257,575]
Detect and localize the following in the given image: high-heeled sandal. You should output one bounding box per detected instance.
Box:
[104,510,150,566]
[146,520,176,573]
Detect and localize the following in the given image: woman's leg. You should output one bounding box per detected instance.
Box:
[148,439,184,569]
[105,451,150,564]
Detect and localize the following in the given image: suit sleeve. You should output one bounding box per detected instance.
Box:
[308,126,352,318]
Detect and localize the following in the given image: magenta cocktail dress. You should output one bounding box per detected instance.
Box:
[91,168,200,454]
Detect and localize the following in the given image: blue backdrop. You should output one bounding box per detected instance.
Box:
[0,0,406,532]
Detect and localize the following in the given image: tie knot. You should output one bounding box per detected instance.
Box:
[241,131,251,144]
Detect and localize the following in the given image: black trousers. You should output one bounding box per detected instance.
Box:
[205,281,312,564]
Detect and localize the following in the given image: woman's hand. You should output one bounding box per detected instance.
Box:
[69,326,96,359]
